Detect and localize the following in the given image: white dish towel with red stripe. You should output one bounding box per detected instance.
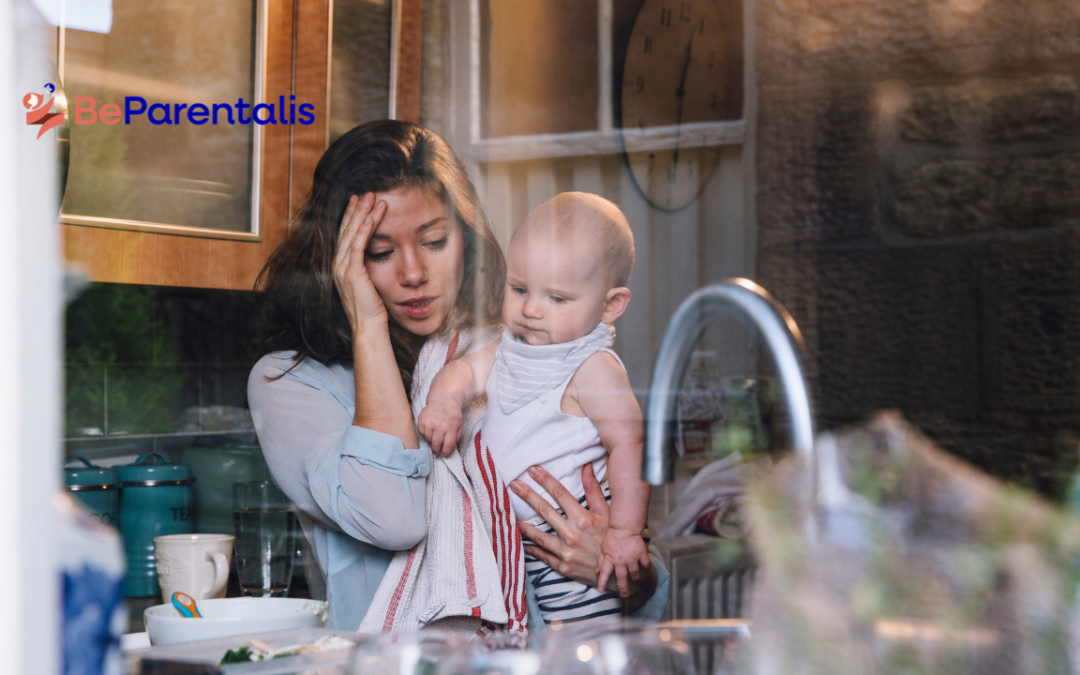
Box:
[358,327,529,639]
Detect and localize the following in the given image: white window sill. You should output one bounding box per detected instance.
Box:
[470,119,746,163]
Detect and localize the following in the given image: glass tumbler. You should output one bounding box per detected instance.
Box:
[232,481,296,597]
[539,619,697,675]
[346,632,470,675]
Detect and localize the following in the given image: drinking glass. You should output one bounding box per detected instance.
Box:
[539,619,697,675]
[232,481,295,597]
[455,632,539,675]
[346,631,470,675]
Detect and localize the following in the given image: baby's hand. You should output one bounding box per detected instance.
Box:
[417,400,464,456]
[596,527,651,597]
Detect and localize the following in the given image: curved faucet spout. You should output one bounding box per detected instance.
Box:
[643,278,815,485]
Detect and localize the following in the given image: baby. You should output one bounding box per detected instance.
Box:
[418,192,650,624]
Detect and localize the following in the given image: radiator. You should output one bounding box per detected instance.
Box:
[653,534,755,674]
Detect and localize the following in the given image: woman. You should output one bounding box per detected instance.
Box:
[248,120,666,633]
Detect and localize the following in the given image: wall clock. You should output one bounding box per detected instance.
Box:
[620,0,730,211]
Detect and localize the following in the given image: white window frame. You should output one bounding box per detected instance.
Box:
[456,0,748,163]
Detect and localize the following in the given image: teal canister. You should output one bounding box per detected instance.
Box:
[63,456,120,528]
[117,452,195,597]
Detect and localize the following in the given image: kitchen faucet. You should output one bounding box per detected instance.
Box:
[642,278,816,487]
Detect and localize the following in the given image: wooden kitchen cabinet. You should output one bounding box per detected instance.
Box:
[61,0,421,290]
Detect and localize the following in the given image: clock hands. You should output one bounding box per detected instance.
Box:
[671,29,695,185]
[675,30,695,116]
[622,0,726,211]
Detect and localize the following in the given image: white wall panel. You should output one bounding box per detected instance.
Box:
[571,156,602,196]
[482,162,514,253]
[525,159,557,213]
[614,159,654,401]
[701,145,757,379]
[705,147,747,281]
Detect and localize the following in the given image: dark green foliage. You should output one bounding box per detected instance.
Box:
[219,647,252,664]
[64,284,184,436]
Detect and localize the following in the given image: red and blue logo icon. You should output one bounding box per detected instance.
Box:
[23,83,65,140]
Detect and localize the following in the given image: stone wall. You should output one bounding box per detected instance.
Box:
[754,0,1080,495]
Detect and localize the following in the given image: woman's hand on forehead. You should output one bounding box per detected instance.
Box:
[333,193,391,334]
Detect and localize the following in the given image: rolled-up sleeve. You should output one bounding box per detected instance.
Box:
[248,353,429,551]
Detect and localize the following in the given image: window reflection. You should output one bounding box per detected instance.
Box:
[480,0,599,137]
[61,0,259,233]
[328,0,391,144]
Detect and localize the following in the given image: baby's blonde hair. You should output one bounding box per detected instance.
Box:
[515,192,635,287]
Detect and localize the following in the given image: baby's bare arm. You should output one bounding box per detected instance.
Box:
[419,340,500,455]
[427,340,499,407]
[458,339,498,398]
[572,352,650,595]
[572,353,650,535]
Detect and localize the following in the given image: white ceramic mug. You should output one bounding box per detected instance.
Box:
[153,533,234,604]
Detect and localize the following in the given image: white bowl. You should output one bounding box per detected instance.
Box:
[144,597,328,646]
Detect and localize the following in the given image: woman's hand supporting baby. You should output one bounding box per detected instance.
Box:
[515,464,657,612]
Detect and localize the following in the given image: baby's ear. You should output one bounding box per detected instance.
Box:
[601,287,631,323]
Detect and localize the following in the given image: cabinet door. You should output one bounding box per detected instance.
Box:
[60,0,424,290]
[61,0,326,290]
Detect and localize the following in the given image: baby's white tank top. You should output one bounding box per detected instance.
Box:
[481,348,624,521]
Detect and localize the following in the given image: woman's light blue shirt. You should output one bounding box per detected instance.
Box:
[248,352,668,635]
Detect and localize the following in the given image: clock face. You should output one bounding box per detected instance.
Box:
[621,0,730,211]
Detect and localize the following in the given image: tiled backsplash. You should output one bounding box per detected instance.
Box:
[64,283,264,461]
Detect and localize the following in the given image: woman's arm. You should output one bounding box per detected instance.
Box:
[249,355,429,551]
[251,194,434,553]
[334,193,419,450]
[513,464,659,614]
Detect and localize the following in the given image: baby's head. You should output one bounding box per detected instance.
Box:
[503,192,634,346]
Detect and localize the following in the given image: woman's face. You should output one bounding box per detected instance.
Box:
[364,185,465,336]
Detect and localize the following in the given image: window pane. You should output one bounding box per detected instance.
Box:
[613,0,744,129]
[612,0,745,211]
[62,0,258,232]
[329,0,392,144]
[481,0,599,137]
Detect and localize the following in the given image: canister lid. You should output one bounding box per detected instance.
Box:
[116,452,194,487]
[63,456,118,489]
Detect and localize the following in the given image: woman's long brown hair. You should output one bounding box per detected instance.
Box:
[255,120,505,395]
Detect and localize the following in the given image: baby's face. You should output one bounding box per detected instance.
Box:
[503,229,610,346]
